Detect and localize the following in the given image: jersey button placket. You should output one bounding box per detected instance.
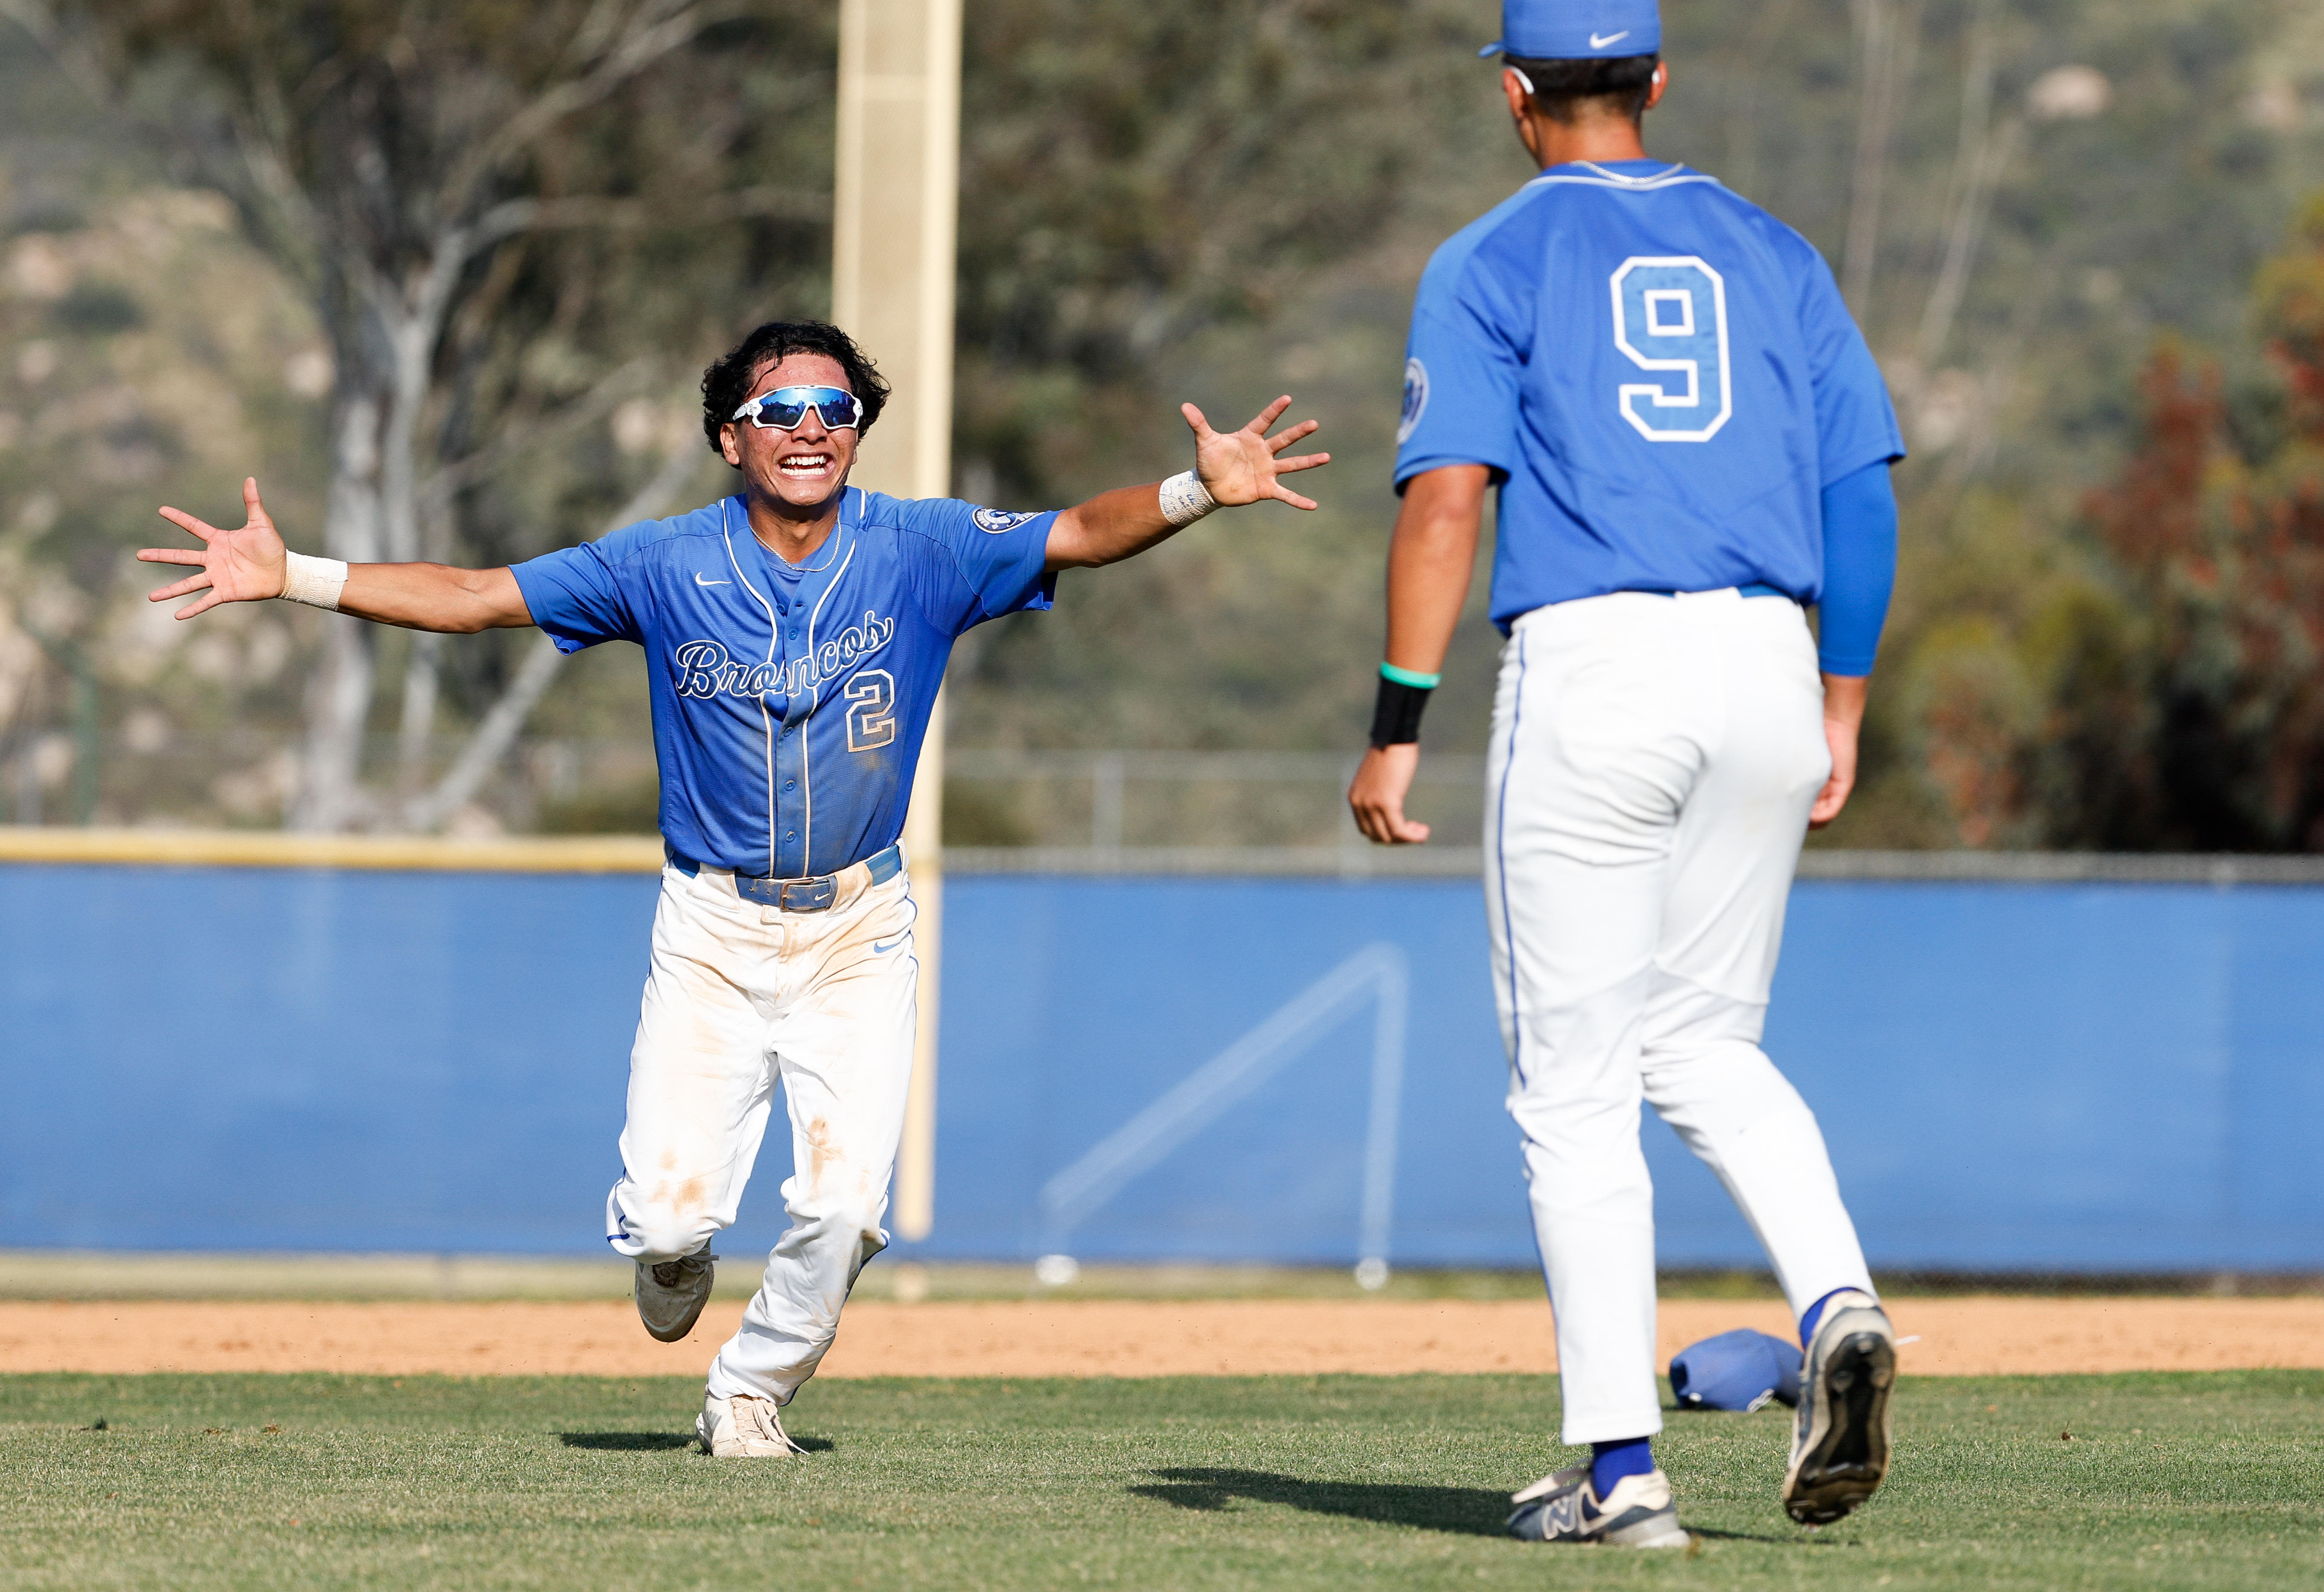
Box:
[770,578,801,879]
[777,690,810,878]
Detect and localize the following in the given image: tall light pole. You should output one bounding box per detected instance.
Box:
[831,0,962,1242]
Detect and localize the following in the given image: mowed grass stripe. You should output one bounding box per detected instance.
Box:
[3,1372,2320,1590]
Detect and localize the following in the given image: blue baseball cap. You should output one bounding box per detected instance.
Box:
[1480,0,1661,59]
[1668,1329,1802,1412]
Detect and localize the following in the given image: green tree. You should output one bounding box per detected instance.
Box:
[5,0,828,829]
[2060,199,2324,849]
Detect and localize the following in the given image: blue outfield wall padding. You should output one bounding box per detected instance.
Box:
[0,866,661,1253]
[4,864,2324,1269]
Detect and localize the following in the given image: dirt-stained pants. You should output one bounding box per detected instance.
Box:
[1485,590,1875,1446]
[604,854,917,1405]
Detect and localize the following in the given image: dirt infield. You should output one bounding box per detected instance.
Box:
[5,1296,2322,1378]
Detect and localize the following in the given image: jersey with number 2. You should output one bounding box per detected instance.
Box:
[1394,159,1903,633]
[511,488,1057,880]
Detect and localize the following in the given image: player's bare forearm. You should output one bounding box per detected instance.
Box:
[338,563,532,632]
[1045,395,1328,572]
[1383,465,1490,675]
[141,477,533,631]
[1348,465,1491,846]
[1044,485,1181,570]
[1809,672,1869,829]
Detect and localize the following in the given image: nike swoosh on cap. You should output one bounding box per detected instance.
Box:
[695,573,730,586]
[1590,29,1630,47]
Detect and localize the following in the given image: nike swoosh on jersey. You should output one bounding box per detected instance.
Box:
[694,573,729,586]
[871,937,907,954]
[1590,29,1630,47]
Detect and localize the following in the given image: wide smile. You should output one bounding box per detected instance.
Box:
[776,448,834,481]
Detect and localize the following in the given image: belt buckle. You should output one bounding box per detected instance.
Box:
[776,876,837,913]
[736,874,835,911]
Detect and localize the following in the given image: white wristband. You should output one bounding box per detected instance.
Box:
[280,551,349,612]
[1158,470,1218,528]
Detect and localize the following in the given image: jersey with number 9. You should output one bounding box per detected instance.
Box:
[1394,160,1903,633]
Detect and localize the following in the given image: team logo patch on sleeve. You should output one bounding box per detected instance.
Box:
[1397,357,1429,444]
[971,507,1038,534]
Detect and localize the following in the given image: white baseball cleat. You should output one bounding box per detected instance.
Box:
[1507,1465,1689,1548]
[634,1251,716,1343]
[697,1391,807,1458]
[1782,1288,1897,1525]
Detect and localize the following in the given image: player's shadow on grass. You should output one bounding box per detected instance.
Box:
[1133,1470,1817,1547]
[560,1432,697,1451]
[1687,1525,1821,1545]
[557,1432,837,1453]
[1131,1468,1508,1537]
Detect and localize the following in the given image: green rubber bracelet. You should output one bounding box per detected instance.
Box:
[1379,662,1442,690]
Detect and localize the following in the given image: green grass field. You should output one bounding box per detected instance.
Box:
[4,1371,2319,1589]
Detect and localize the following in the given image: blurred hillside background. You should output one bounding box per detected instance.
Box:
[2,0,2323,851]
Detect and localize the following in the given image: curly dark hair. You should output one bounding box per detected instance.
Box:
[1504,52,1660,126]
[700,320,892,457]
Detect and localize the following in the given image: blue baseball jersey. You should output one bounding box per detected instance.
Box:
[511,488,1057,878]
[1394,159,1904,632]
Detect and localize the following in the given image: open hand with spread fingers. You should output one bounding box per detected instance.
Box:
[140,477,288,619]
[1186,396,1330,511]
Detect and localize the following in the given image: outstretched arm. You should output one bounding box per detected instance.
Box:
[140,478,533,633]
[1044,396,1329,572]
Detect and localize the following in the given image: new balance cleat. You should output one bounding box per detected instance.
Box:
[697,1391,807,1458]
[1782,1288,1897,1524]
[634,1250,716,1343]
[1508,1464,1689,1548]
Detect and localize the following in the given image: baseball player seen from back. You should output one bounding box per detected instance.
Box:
[1346,0,1906,1546]
[141,320,1328,1458]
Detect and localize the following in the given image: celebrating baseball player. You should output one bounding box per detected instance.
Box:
[1346,0,1905,1544]
[142,319,1327,1457]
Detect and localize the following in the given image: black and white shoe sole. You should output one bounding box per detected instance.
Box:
[1782,1324,1895,1525]
[635,1257,715,1343]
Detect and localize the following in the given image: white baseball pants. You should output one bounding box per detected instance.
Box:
[1483,589,1874,1446]
[604,854,917,1405]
